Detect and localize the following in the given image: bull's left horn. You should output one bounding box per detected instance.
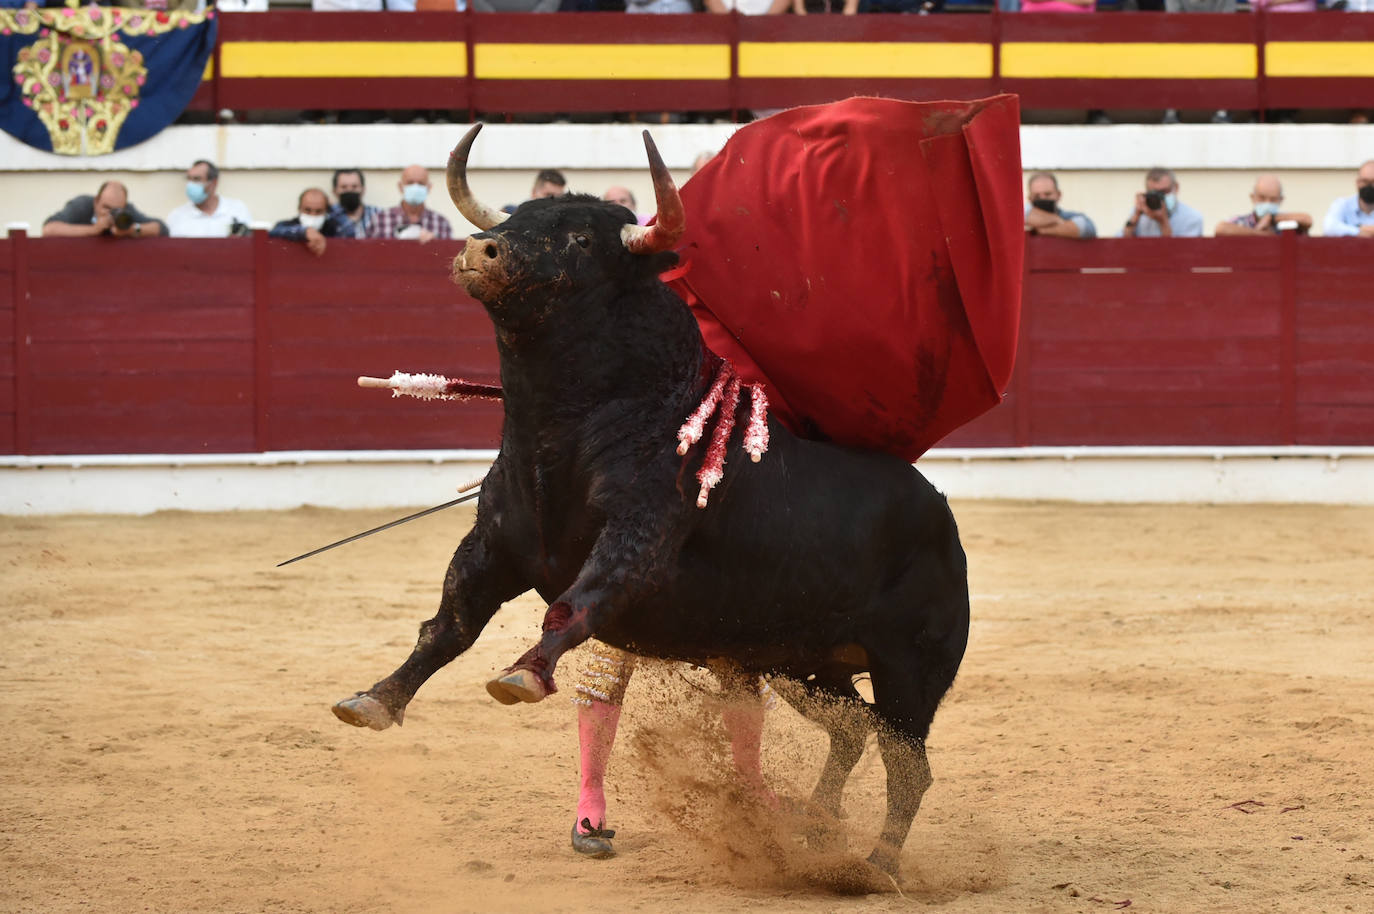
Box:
[621,130,685,255]
[447,123,508,232]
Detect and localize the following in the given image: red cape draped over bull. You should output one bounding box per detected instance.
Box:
[665,94,1024,461]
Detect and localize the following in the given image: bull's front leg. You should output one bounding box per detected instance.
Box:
[333,521,527,730]
[486,516,671,706]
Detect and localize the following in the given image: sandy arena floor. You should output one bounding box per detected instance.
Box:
[2,500,1372,913]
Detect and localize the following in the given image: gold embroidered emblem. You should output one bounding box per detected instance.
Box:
[3,4,209,156]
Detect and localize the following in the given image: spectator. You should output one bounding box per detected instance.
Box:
[475,0,556,9]
[42,180,166,240]
[503,169,568,215]
[369,165,453,242]
[1020,0,1092,12]
[1024,172,1096,240]
[625,0,693,12]
[792,0,858,12]
[1247,0,1315,11]
[167,160,253,238]
[602,185,648,225]
[330,169,377,238]
[1215,174,1312,236]
[1121,167,1204,238]
[706,0,790,11]
[269,188,352,257]
[1321,159,1374,238]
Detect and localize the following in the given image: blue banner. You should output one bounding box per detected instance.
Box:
[0,4,215,156]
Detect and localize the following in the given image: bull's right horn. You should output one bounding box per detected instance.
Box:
[447,124,508,232]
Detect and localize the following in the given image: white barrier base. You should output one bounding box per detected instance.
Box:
[2,446,1372,515]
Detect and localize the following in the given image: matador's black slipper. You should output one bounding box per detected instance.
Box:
[571,818,616,859]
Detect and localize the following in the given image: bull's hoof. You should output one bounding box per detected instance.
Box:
[485,669,549,705]
[571,819,616,859]
[866,843,901,877]
[332,692,402,730]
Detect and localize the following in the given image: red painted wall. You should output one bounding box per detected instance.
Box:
[3,232,1371,456]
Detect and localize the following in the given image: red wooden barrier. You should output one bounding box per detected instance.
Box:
[3,232,1371,457]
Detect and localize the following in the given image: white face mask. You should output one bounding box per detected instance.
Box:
[299,213,326,231]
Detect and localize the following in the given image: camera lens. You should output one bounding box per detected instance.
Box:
[112,209,134,231]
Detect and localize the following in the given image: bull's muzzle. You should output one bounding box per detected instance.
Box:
[453,234,507,297]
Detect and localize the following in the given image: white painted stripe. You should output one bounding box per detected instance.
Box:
[4,447,1371,514]
[1,122,1371,173]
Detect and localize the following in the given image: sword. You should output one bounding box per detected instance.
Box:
[276,489,481,567]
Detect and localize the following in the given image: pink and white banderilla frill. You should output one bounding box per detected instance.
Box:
[676,360,770,509]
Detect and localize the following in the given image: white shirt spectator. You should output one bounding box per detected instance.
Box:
[167,196,253,238]
[1322,194,1374,237]
[712,0,780,10]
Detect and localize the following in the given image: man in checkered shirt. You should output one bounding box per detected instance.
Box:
[367,164,454,243]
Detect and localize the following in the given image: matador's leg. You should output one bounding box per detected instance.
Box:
[710,663,778,800]
[570,641,637,858]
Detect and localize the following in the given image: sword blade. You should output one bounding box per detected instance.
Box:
[276,490,481,568]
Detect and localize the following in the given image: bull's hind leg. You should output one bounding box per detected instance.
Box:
[774,670,874,820]
[333,526,527,730]
[865,650,961,875]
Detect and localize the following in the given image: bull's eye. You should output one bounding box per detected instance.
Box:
[573,234,590,249]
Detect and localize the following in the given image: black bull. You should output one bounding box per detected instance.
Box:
[333,126,971,874]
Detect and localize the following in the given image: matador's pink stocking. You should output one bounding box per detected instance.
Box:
[576,700,622,833]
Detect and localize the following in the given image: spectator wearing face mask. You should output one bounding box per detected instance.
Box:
[1215,175,1312,237]
[1321,159,1374,238]
[330,168,378,239]
[1121,167,1204,238]
[369,164,453,243]
[269,188,352,257]
[167,159,253,238]
[1023,171,1096,240]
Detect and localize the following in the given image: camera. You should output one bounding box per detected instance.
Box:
[1143,190,1165,211]
[229,219,251,238]
[111,208,134,231]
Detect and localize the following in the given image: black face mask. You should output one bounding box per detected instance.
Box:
[1030,198,1058,213]
[339,191,363,211]
[1359,184,1374,206]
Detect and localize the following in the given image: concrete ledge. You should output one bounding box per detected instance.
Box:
[3,123,1369,173]
[3,446,1371,515]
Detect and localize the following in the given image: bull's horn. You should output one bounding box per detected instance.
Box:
[447,124,508,232]
[621,130,685,255]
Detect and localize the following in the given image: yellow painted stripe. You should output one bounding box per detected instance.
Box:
[220,42,467,79]
[474,43,729,81]
[739,42,991,79]
[202,59,213,82]
[1266,42,1374,78]
[1002,42,1256,80]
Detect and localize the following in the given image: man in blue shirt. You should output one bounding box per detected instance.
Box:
[329,169,376,239]
[1321,160,1374,238]
[1121,167,1205,238]
[270,188,352,257]
[1024,171,1097,240]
